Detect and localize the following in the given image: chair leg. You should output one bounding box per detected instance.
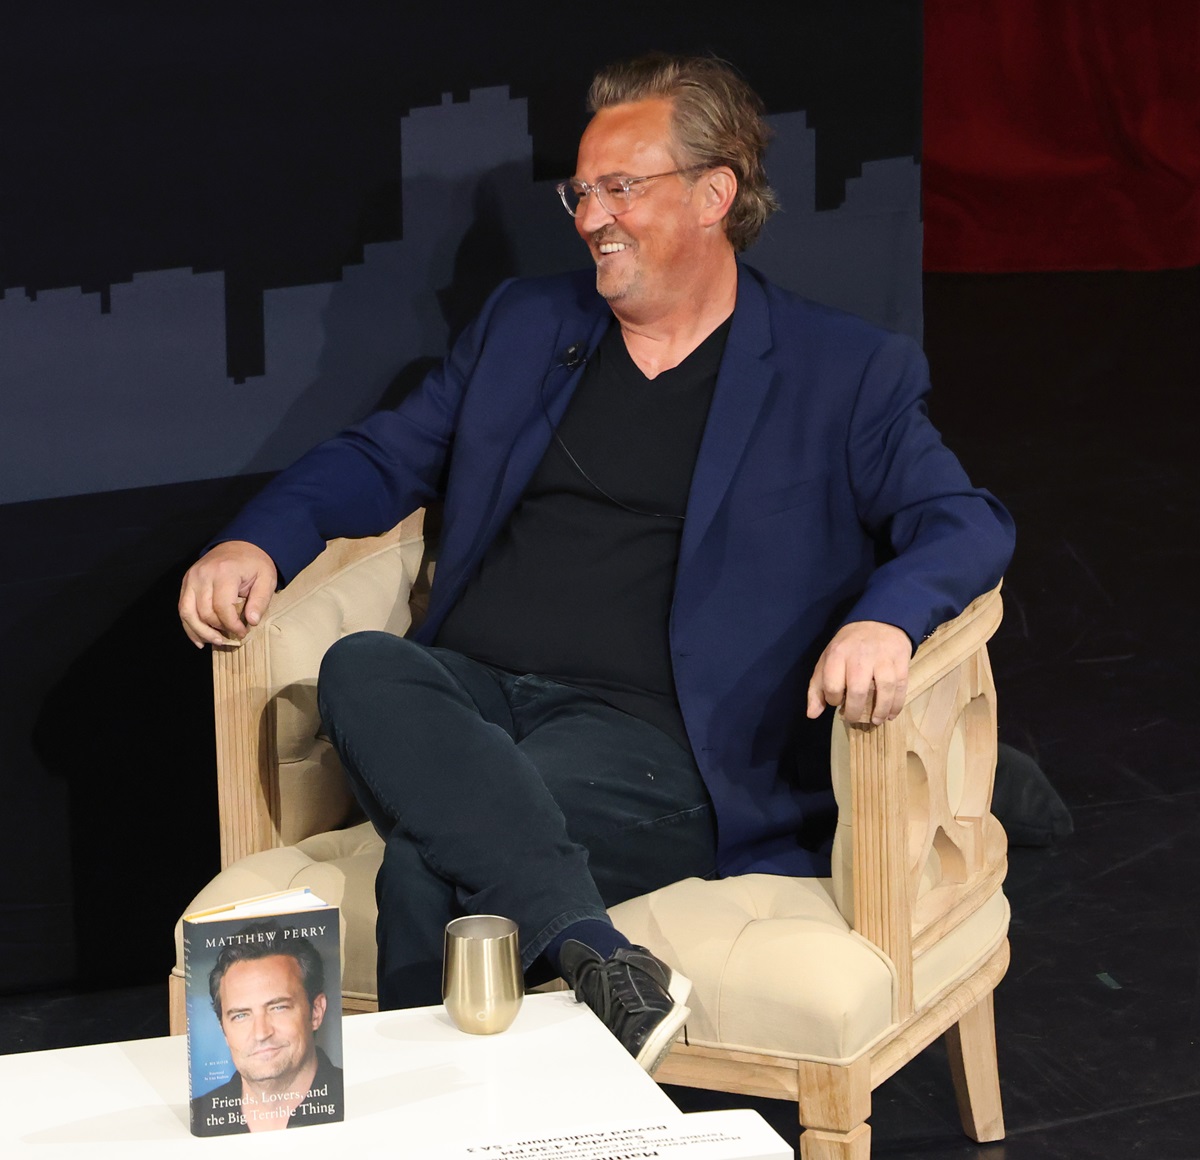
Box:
[800,1123,871,1159]
[944,990,1005,1142]
[798,1058,872,1160]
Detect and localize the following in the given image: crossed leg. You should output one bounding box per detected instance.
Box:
[317,632,715,1009]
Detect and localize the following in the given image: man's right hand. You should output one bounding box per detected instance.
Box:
[178,541,279,648]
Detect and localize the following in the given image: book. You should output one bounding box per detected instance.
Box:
[183,888,344,1136]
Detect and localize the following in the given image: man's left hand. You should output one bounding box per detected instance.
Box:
[806,621,913,726]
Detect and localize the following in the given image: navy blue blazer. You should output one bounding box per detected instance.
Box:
[218,264,1015,877]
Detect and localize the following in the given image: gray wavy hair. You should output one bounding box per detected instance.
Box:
[587,53,779,252]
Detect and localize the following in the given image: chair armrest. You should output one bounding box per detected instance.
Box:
[833,584,1004,1019]
[212,511,427,867]
[906,585,1004,699]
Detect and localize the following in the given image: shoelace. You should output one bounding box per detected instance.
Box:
[576,954,661,1019]
[571,955,617,1019]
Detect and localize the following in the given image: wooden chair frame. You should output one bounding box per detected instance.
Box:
[169,513,1007,1159]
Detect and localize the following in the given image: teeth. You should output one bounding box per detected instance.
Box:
[598,242,627,254]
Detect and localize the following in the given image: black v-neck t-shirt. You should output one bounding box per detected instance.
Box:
[435,317,730,749]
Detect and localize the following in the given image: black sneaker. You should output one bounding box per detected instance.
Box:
[559,941,692,1074]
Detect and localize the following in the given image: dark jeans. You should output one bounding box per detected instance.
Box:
[317,632,716,1009]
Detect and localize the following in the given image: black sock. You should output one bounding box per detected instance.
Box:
[545,919,632,978]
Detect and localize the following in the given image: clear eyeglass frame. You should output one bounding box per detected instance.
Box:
[556,165,706,217]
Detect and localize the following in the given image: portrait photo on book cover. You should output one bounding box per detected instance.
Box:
[187,918,344,1135]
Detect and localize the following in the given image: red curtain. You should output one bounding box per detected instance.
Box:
[923,0,1200,272]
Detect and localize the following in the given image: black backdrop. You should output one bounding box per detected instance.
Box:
[0,2,923,993]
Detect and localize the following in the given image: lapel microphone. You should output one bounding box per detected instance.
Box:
[542,336,685,522]
[560,342,587,369]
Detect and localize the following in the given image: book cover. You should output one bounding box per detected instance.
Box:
[183,889,344,1136]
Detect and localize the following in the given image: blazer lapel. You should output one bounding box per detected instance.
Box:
[473,297,612,553]
[677,266,776,576]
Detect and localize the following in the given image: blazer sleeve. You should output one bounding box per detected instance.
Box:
[840,331,1016,644]
[209,279,517,584]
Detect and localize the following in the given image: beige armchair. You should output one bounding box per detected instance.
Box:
[170,512,1008,1159]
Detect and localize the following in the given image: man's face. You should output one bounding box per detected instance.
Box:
[217,955,326,1088]
[573,97,710,315]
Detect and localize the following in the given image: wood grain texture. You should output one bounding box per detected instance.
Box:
[800,1123,871,1160]
[797,1056,872,1131]
[905,585,1003,699]
[657,588,1009,1156]
[869,939,1010,1089]
[212,629,275,867]
[906,646,1001,946]
[210,514,426,867]
[848,717,914,1018]
[946,990,1005,1142]
[655,1043,800,1100]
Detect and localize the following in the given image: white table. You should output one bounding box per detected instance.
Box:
[0,992,682,1157]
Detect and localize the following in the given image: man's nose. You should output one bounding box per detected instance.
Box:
[575,189,615,233]
[253,1011,272,1039]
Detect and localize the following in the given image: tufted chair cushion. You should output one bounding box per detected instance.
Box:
[262,540,424,845]
[173,829,1007,1066]
[173,822,383,1004]
[610,877,1008,1064]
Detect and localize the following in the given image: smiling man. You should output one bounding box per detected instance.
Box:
[190,923,343,1134]
[179,54,1013,1073]
[570,96,739,363]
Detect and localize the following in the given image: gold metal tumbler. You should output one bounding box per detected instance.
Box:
[442,915,523,1035]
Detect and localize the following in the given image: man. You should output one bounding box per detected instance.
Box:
[179,55,1014,1074]
[190,922,343,1134]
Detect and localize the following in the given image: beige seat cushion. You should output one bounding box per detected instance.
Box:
[611,875,1008,1065]
[174,829,1007,1066]
[172,822,382,1002]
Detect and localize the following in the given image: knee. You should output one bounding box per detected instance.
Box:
[318,631,416,714]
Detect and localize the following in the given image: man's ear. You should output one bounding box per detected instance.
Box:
[310,992,327,1031]
[698,166,737,227]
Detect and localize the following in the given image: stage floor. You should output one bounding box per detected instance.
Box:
[3,268,1196,1158]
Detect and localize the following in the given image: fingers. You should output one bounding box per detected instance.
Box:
[209,568,252,638]
[177,578,211,648]
[841,662,877,725]
[242,572,273,628]
[179,567,243,647]
[872,664,909,724]
[177,541,278,648]
[178,569,226,648]
[805,621,912,727]
[806,646,843,719]
[826,650,880,725]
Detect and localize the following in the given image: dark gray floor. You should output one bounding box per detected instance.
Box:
[2,270,1196,1157]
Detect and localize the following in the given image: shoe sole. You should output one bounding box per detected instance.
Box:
[635,968,692,1075]
[664,968,692,1008]
[634,999,691,1075]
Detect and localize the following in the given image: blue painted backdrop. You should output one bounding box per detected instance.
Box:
[0,2,922,993]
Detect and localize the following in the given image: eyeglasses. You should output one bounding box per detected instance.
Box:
[556,166,706,218]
